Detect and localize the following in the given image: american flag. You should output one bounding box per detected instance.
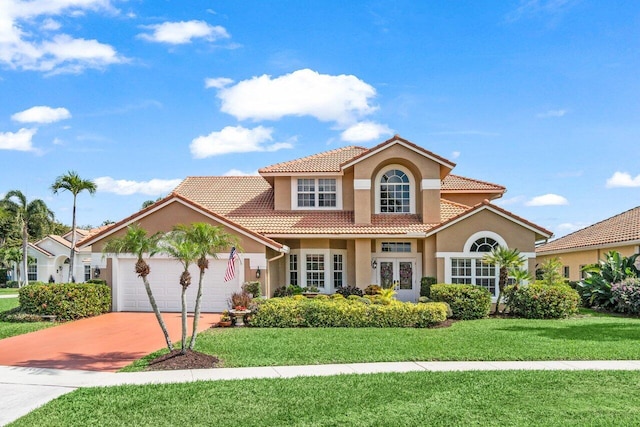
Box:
[224,247,239,282]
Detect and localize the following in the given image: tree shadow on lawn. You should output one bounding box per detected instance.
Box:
[496,322,640,342]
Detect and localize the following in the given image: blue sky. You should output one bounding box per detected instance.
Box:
[1,1,639,240]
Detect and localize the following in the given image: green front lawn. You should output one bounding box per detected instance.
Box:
[13,370,640,426]
[124,312,640,371]
[0,288,19,295]
[0,297,54,340]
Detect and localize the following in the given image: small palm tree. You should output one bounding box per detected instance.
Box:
[162,230,200,354]
[509,267,533,289]
[173,223,239,349]
[2,190,54,287]
[103,224,173,351]
[483,246,525,314]
[51,171,97,282]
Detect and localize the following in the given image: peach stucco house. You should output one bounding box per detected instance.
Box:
[536,206,640,282]
[81,136,552,312]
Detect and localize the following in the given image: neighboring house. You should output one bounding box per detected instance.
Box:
[536,206,640,282]
[80,135,552,312]
[24,229,103,284]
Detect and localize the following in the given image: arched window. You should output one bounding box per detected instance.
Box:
[379,169,410,213]
[470,237,498,252]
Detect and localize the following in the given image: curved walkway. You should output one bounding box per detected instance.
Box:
[2,360,640,425]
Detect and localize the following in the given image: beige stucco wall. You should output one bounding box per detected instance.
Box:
[436,209,537,253]
[354,238,372,288]
[537,244,640,282]
[343,169,354,211]
[423,235,437,278]
[273,176,291,210]
[91,201,266,254]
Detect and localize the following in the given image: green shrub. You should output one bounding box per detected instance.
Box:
[503,283,580,319]
[273,284,303,297]
[86,279,107,285]
[420,276,437,297]
[335,285,364,297]
[430,284,491,320]
[250,297,448,328]
[243,281,261,298]
[18,283,111,321]
[364,284,381,295]
[4,280,19,288]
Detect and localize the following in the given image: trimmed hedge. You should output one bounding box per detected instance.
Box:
[250,297,448,328]
[503,283,580,319]
[430,284,491,320]
[19,283,111,321]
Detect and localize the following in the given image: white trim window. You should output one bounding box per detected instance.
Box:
[375,165,416,214]
[306,254,325,288]
[84,265,92,282]
[27,264,38,281]
[292,177,342,210]
[289,254,299,286]
[333,254,344,288]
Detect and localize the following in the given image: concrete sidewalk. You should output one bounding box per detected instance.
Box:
[3,360,640,425]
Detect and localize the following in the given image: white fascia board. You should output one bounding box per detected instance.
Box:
[354,179,371,190]
[341,140,456,170]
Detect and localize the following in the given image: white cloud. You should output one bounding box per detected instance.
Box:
[94,176,182,196]
[12,106,71,124]
[606,171,640,188]
[506,0,578,22]
[0,128,37,151]
[525,193,569,206]
[190,125,293,158]
[556,222,588,233]
[138,20,229,45]
[451,151,461,159]
[217,69,378,125]
[340,121,392,142]
[0,1,125,73]
[494,195,526,206]
[537,109,567,118]
[205,77,234,89]
[223,169,259,176]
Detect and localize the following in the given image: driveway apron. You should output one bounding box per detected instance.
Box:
[0,312,219,372]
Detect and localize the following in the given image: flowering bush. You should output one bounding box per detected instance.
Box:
[250,297,448,328]
[612,278,640,315]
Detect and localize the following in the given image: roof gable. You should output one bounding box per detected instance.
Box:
[426,200,553,240]
[340,135,456,174]
[537,206,640,254]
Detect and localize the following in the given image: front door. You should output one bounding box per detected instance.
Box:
[378,258,415,302]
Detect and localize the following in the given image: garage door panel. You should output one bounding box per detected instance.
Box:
[118,259,241,312]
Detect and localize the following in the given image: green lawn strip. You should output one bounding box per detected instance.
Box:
[0,297,54,340]
[0,288,19,296]
[12,370,640,427]
[120,313,640,371]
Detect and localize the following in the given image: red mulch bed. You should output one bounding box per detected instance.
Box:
[431,318,457,328]
[146,350,220,371]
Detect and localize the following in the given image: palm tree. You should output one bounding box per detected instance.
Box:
[102,224,173,351]
[483,246,525,314]
[509,267,533,289]
[173,222,239,350]
[1,191,54,287]
[162,230,200,354]
[51,171,97,282]
[0,246,23,283]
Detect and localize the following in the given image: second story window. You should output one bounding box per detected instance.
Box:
[380,169,410,213]
[297,178,337,208]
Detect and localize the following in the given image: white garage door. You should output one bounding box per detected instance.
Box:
[117,258,241,312]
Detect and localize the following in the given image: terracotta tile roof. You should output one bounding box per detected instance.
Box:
[442,175,505,192]
[173,176,471,235]
[259,146,368,174]
[537,206,640,253]
[29,242,54,257]
[47,234,72,249]
[342,135,456,169]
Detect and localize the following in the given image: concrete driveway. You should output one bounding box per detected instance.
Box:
[0,312,219,372]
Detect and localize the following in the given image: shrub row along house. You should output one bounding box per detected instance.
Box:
[80,136,552,312]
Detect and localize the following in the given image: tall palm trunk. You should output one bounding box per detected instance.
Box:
[189,265,206,350]
[141,272,173,351]
[21,222,28,288]
[181,287,188,354]
[68,194,77,283]
[494,266,509,315]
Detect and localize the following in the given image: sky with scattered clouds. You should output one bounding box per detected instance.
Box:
[1,0,639,240]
